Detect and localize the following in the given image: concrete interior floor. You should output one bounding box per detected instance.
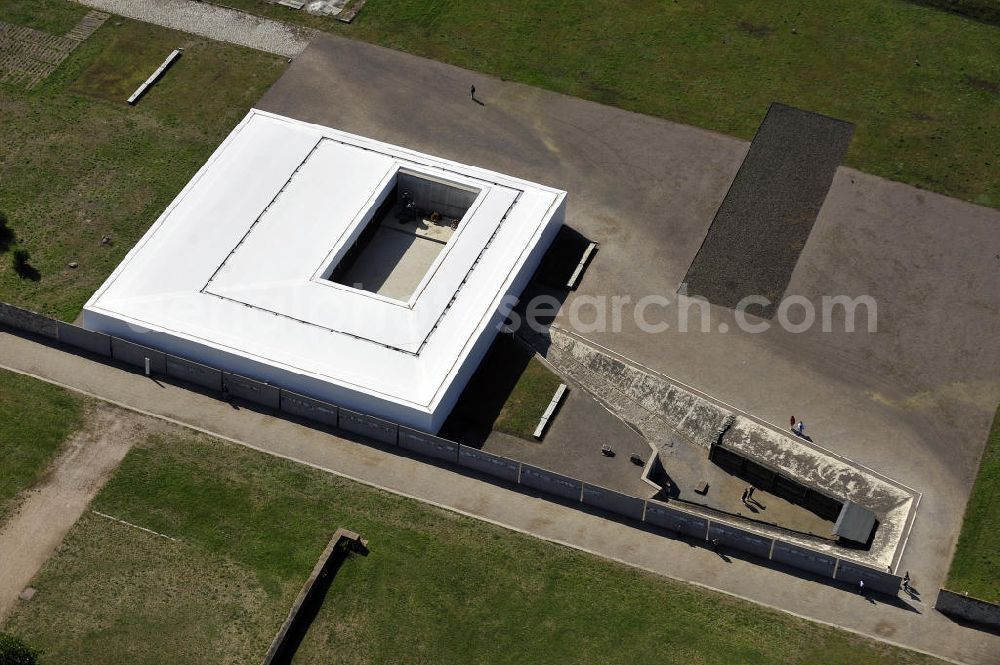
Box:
[336,203,454,300]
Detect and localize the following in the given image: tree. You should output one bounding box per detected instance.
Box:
[0,633,39,665]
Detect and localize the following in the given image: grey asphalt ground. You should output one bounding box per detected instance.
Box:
[256,33,1000,662]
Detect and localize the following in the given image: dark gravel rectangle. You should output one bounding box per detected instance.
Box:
[682,103,854,318]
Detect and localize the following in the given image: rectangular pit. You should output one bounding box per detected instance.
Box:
[326,170,480,301]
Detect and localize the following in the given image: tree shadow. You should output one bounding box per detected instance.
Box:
[14,261,40,281]
[0,226,15,253]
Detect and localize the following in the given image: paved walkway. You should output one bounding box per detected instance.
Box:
[74,0,315,56]
[0,403,156,622]
[1,331,996,664]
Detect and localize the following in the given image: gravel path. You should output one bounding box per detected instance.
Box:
[74,0,316,57]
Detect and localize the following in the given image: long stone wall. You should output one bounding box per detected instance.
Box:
[935,589,1000,629]
[0,302,907,597]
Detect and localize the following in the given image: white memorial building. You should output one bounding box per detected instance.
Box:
[84,110,566,432]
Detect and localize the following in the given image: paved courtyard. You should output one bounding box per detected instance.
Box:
[257,31,1000,633]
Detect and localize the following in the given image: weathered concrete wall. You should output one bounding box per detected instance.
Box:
[519,464,583,501]
[642,500,709,540]
[111,337,166,373]
[223,372,280,409]
[581,483,646,521]
[457,445,521,483]
[165,354,222,391]
[397,171,478,220]
[834,560,901,595]
[0,302,58,339]
[935,589,1000,629]
[339,408,398,445]
[722,415,914,571]
[771,540,837,578]
[280,390,339,427]
[708,521,774,560]
[57,322,110,357]
[398,426,459,463]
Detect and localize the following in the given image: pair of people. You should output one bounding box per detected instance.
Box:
[790,415,806,436]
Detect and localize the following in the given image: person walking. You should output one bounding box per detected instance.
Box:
[903,571,910,591]
[858,579,865,595]
[741,488,749,504]
[747,485,756,501]
[795,420,806,436]
[470,85,476,100]
[790,415,796,430]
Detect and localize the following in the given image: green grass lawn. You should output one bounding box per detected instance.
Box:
[443,334,564,442]
[494,355,563,440]
[0,370,83,524]
[231,0,1000,209]
[0,0,88,34]
[6,429,942,664]
[945,405,1000,603]
[0,13,285,320]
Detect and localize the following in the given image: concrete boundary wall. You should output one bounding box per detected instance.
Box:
[57,322,111,357]
[165,354,223,391]
[0,302,908,597]
[771,540,837,579]
[708,521,774,560]
[643,500,710,540]
[398,426,459,463]
[457,445,521,483]
[834,560,901,595]
[223,372,280,410]
[519,464,583,501]
[0,302,58,338]
[111,337,166,374]
[582,483,646,521]
[280,390,339,427]
[339,408,398,445]
[935,589,1000,629]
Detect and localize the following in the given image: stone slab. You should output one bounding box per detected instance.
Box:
[642,500,709,540]
[771,540,837,579]
[518,464,582,502]
[0,302,58,338]
[834,560,901,596]
[279,390,339,427]
[339,408,398,445]
[111,337,166,374]
[165,354,222,391]
[398,426,459,463]
[581,483,646,521]
[457,445,520,483]
[57,322,111,357]
[223,372,280,409]
[707,521,774,560]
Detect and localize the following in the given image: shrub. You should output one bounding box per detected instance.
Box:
[12,249,30,270]
[0,633,40,665]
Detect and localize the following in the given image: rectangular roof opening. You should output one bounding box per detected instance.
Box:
[326,170,480,301]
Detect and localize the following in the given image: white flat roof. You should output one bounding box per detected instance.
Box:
[84,110,565,425]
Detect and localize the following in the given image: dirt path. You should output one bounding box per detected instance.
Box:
[0,403,161,623]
